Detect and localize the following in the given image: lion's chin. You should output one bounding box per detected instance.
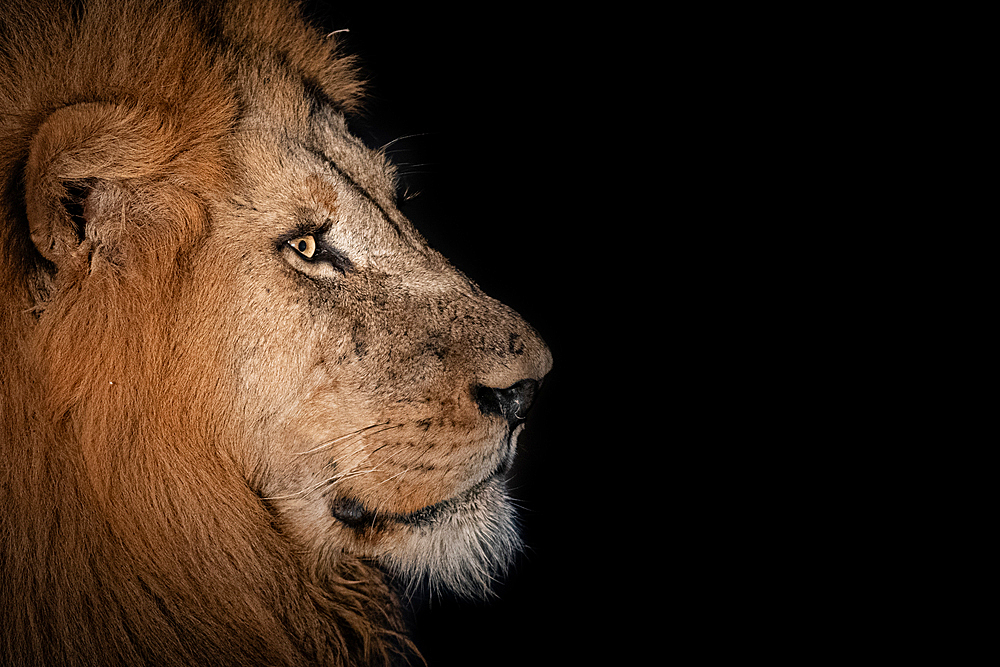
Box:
[342,476,521,601]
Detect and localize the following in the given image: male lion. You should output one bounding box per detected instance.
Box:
[0,1,552,665]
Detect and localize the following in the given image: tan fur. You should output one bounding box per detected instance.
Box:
[0,1,552,665]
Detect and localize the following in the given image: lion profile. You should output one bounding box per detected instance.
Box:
[0,1,552,665]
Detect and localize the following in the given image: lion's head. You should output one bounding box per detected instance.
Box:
[0,0,550,664]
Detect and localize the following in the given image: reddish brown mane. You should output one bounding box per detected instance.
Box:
[1,1,414,665]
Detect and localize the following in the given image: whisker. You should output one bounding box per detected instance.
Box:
[260,467,380,501]
[395,162,434,171]
[380,132,432,151]
[294,421,391,456]
[376,469,407,486]
[266,422,406,500]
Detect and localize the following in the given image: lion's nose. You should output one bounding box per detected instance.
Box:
[473,379,540,429]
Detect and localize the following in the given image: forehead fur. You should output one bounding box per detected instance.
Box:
[0,0,362,194]
[0,0,362,109]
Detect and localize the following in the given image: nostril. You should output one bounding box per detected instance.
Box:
[474,379,539,428]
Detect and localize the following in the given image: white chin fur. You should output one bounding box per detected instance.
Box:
[379,479,520,601]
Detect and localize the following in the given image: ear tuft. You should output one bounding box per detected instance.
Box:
[60,181,92,243]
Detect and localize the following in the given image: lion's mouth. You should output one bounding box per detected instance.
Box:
[331,459,510,531]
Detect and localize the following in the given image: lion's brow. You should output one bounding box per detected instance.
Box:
[302,144,403,238]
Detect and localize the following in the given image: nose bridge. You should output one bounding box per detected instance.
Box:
[397,250,552,392]
[460,288,552,387]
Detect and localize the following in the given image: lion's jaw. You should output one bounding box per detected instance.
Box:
[334,467,522,600]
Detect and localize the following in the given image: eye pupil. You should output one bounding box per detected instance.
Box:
[297,240,307,252]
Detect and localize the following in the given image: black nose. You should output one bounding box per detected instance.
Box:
[474,379,540,428]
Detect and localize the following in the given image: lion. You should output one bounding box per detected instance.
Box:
[0,1,552,665]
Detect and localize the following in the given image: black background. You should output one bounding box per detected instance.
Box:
[300,4,606,666]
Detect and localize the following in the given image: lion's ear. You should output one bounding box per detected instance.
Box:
[25,103,138,268]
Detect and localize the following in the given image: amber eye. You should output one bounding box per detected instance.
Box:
[288,235,317,259]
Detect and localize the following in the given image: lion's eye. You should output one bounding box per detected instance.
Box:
[288,235,317,259]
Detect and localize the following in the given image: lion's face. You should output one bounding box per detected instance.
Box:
[11,0,549,608]
[3,1,551,661]
[163,105,551,596]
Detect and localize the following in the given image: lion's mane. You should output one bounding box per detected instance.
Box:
[0,1,415,665]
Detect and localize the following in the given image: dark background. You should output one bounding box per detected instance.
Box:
[300,4,606,666]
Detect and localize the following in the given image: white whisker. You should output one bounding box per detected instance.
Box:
[260,467,380,501]
[379,132,431,152]
[294,421,391,456]
[376,469,407,486]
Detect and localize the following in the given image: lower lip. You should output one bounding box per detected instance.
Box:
[333,433,516,529]
[332,466,506,530]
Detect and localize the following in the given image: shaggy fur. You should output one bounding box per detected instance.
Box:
[0,1,552,666]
